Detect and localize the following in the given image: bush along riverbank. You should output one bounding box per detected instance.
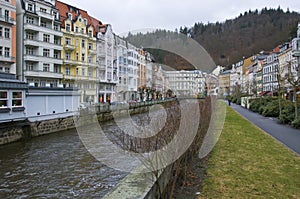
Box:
[248,96,300,128]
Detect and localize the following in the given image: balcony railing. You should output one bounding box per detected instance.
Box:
[24,70,63,79]
[88,48,97,55]
[37,11,54,20]
[24,23,63,36]
[0,15,15,24]
[24,54,62,63]
[0,55,15,63]
[63,44,75,51]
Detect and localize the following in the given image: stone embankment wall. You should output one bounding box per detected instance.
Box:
[0,99,176,145]
[0,116,75,145]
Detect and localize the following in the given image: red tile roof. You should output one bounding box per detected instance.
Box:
[56,0,102,35]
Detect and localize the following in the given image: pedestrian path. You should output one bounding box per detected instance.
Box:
[230,103,300,155]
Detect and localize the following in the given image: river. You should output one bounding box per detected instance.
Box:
[0,129,127,198]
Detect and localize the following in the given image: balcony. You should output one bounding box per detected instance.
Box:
[24,70,63,79]
[63,44,75,51]
[88,48,97,55]
[24,23,63,36]
[0,55,15,63]
[63,59,77,65]
[24,39,40,47]
[37,11,54,21]
[24,54,39,62]
[0,15,15,25]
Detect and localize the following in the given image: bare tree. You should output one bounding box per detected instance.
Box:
[275,63,287,116]
[286,60,300,118]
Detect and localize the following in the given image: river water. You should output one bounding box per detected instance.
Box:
[0,129,127,198]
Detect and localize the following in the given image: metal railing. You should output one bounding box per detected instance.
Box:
[80,98,177,114]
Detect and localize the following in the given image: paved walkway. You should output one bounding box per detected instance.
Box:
[230,103,300,155]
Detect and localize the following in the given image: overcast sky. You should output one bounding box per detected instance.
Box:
[61,0,300,35]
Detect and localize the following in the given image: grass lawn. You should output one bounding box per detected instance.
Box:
[199,106,300,198]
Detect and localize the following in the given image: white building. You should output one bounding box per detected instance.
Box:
[95,24,118,103]
[0,0,16,74]
[16,0,63,87]
[163,70,206,98]
[0,73,27,122]
[126,43,138,100]
[262,52,279,93]
[114,35,127,101]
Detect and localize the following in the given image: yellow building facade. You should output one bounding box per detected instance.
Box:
[57,1,98,103]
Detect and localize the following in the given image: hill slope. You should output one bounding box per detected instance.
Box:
[126,8,300,70]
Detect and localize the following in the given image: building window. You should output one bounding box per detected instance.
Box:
[40,8,47,13]
[88,43,92,50]
[4,28,9,38]
[26,32,34,40]
[88,56,92,63]
[84,18,87,26]
[43,49,50,57]
[26,63,34,71]
[76,68,79,76]
[43,63,50,72]
[4,10,9,22]
[12,92,22,107]
[4,47,9,57]
[82,68,85,76]
[54,24,59,31]
[54,51,60,59]
[27,4,33,12]
[65,37,71,45]
[54,37,60,45]
[53,11,57,19]
[65,67,70,75]
[81,40,85,48]
[41,21,46,27]
[66,24,71,32]
[26,47,34,55]
[5,67,9,73]
[65,52,70,60]
[54,65,61,73]
[26,16,34,24]
[76,52,79,60]
[75,27,79,33]
[0,27,2,37]
[43,34,50,42]
[68,13,72,20]
[81,53,85,61]
[88,30,92,37]
[0,47,2,56]
[88,68,92,77]
[0,91,8,108]
[81,28,84,34]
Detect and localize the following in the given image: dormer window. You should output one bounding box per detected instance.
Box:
[84,19,87,26]
[27,4,33,12]
[53,11,58,19]
[66,24,71,32]
[68,13,72,20]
